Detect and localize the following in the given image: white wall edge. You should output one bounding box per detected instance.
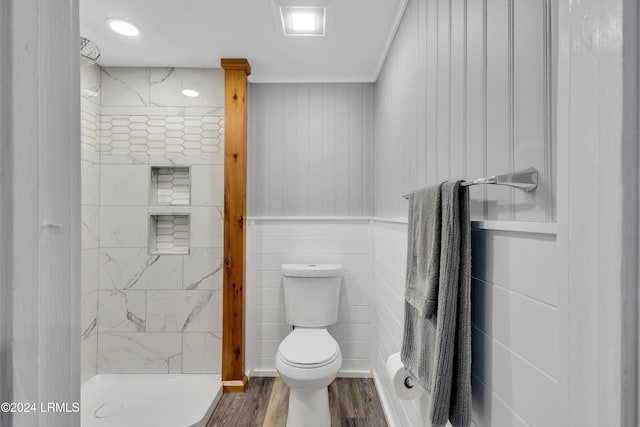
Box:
[370,217,409,224]
[372,370,400,427]
[372,216,557,235]
[372,0,410,82]
[471,220,558,235]
[247,216,372,222]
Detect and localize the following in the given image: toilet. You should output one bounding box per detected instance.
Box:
[275,263,343,427]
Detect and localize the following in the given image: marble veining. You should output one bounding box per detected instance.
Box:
[181,291,213,331]
[101,68,149,107]
[183,248,223,290]
[182,332,222,374]
[146,290,216,332]
[98,333,182,374]
[99,207,149,247]
[89,66,224,377]
[185,266,221,290]
[98,291,146,332]
[99,249,186,290]
[124,255,160,289]
[82,319,97,340]
[82,206,100,249]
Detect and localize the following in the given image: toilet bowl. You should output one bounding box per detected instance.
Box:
[276,329,342,427]
[276,264,343,427]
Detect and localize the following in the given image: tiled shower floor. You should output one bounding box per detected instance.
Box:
[81,374,222,427]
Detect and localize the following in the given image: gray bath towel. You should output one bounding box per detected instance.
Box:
[405,184,442,319]
[401,181,472,427]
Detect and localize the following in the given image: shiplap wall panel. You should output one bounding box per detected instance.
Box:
[513,0,551,222]
[485,0,514,220]
[436,0,451,182]
[371,0,562,424]
[248,83,373,216]
[471,229,559,305]
[372,221,562,427]
[374,0,554,221]
[466,0,488,220]
[450,0,467,183]
[321,85,338,214]
[471,278,560,378]
[425,0,439,187]
[249,220,372,376]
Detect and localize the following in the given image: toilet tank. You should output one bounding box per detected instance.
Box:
[281,264,342,327]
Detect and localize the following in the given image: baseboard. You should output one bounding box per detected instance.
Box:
[372,370,400,427]
[251,369,373,378]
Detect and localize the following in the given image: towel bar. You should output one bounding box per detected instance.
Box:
[402,167,538,200]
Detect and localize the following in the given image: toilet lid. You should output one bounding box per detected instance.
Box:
[279,329,339,368]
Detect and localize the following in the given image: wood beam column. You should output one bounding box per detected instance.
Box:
[221,58,251,393]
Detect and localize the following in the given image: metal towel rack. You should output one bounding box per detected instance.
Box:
[401,167,538,200]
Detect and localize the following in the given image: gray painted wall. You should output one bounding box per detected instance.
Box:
[247,83,373,216]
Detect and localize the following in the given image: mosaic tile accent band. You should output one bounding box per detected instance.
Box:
[100,114,224,157]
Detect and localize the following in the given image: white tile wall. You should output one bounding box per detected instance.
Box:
[82,205,100,250]
[98,333,183,374]
[101,67,223,108]
[81,62,101,383]
[183,332,222,374]
[91,67,225,375]
[183,248,223,290]
[99,207,149,247]
[100,165,149,206]
[99,248,183,290]
[146,290,221,332]
[247,219,372,376]
[98,290,147,332]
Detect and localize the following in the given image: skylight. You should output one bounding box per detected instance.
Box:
[280,7,325,36]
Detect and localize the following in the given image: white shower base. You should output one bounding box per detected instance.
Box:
[81,374,222,427]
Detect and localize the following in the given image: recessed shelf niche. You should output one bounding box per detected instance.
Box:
[150,166,191,206]
[149,214,190,255]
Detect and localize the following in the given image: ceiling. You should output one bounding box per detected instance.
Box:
[79,0,408,83]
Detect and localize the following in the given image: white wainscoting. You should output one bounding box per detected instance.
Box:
[246,219,373,377]
[371,220,564,427]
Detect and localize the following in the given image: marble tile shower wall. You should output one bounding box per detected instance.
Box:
[81,62,101,383]
[95,67,225,375]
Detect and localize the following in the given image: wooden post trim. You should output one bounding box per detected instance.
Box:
[221,58,250,393]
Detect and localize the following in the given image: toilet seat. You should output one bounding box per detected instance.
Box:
[278,329,339,369]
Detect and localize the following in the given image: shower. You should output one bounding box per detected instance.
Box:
[80,37,100,64]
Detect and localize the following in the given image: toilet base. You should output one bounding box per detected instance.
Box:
[286,386,330,427]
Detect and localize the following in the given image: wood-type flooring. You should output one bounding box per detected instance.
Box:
[207,377,388,427]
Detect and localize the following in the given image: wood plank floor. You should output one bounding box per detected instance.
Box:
[207,377,388,427]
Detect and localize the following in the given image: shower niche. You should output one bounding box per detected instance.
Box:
[149,166,191,255]
[150,166,191,206]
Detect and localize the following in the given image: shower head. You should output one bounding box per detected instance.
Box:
[80,37,101,64]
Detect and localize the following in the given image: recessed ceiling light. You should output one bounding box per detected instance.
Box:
[107,19,140,37]
[291,12,316,31]
[181,89,200,98]
[280,6,325,36]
